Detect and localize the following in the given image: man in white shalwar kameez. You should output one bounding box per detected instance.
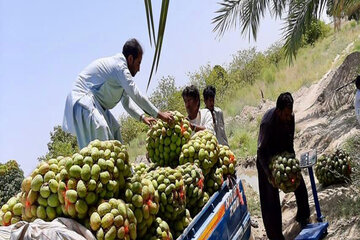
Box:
[181,85,215,134]
[63,39,173,148]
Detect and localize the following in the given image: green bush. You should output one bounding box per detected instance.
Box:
[39,126,78,161]
[0,160,24,206]
[228,48,267,86]
[261,66,276,84]
[127,132,147,162]
[119,115,148,144]
[353,40,360,52]
[265,42,285,67]
[226,120,258,158]
[302,19,331,46]
[149,76,186,114]
[350,20,357,28]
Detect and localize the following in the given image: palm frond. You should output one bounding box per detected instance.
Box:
[213,0,285,41]
[146,0,170,91]
[283,0,328,62]
[144,0,156,46]
[343,0,360,16]
[239,0,268,40]
[212,0,242,37]
[269,0,287,18]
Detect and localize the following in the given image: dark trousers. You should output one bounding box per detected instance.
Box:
[257,161,310,240]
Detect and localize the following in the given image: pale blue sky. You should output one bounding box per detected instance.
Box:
[0,1,284,176]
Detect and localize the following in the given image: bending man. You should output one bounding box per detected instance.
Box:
[257,92,310,240]
[63,38,173,148]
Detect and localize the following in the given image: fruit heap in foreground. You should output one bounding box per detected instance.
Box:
[0,133,240,239]
[217,145,236,176]
[144,217,173,240]
[58,140,132,219]
[0,193,22,226]
[21,159,63,222]
[124,175,159,238]
[89,199,137,240]
[145,167,186,223]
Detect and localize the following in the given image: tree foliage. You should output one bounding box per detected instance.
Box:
[188,64,233,105]
[228,48,267,86]
[301,19,331,46]
[119,115,149,145]
[39,126,78,161]
[119,76,186,145]
[265,42,285,67]
[149,76,186,114]
[188,47,284,106]
[0,160,24,206]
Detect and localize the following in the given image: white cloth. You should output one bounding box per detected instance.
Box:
[0,218,95,240]
[355,90,360,125]
[189,109,215,135]
[62,53,159,148]
[211,107,229,146]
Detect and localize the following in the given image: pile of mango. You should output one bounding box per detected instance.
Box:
[146,111,192,167]
[0,132,241,239]
[179,130,219,176]
[315,149,352,186]
[0,193,22,226]
[89,199,137,240]
[144,217,173,240]
[145,167,186,223]
[124,175,159,237]
[269,153,301,193]
[57,140,132,219]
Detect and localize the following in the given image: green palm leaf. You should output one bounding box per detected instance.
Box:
[144,0,170,91]
[212,0,286,40]
[239,0,269,40]
[144,0,157,46]
[212,0,242,37]
[283,0,327,62]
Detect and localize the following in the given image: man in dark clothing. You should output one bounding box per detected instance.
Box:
[257,92,310,240]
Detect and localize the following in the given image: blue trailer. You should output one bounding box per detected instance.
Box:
[178,178,252,240]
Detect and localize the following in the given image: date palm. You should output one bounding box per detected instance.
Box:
[143,0,358,88]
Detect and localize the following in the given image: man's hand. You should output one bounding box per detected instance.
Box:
[157,111,174,124]
[142,116,157,126]
[189,122,205,132]
[226,174,236,189]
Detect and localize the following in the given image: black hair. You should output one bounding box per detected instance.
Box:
[276,92,294,110]
[203,85,216,100]
[122,38,143,60]
[182,85,200,108]
[355,75,360,90]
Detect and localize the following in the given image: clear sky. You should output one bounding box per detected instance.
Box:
[0,1,283,176]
